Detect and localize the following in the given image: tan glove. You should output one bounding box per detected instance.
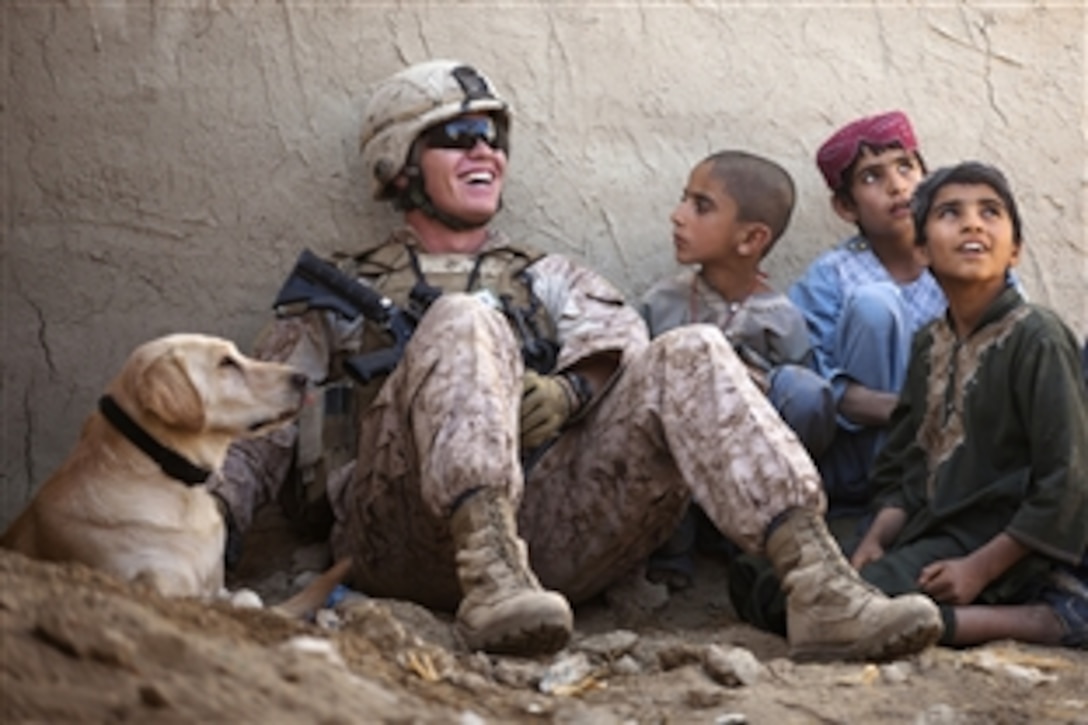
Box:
[519,370,577,449]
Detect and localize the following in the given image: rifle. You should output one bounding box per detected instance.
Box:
[272,249,434,384]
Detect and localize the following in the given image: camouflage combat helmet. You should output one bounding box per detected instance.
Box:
[359,59,511,202]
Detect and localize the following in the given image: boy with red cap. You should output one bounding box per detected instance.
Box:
[788,111,945,516]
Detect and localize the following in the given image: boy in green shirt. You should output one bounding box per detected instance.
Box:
[852,161,1088,646]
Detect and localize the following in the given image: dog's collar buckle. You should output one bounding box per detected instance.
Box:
[97,395,212,485]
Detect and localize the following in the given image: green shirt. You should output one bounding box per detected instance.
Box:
[872,286,1088,566]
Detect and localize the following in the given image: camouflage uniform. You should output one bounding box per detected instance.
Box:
[212,228,823,609]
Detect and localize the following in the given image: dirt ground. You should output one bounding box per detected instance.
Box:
[3,507,1086,724]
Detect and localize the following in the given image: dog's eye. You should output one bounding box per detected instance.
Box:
[219,356,241,370]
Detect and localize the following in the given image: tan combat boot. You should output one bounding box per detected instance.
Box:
[767,508,943,662]
[450,488,573,656]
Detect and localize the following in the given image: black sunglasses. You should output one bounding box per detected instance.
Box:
[422,116,509,154]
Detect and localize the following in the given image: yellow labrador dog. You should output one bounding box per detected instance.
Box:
[1,333,343,613]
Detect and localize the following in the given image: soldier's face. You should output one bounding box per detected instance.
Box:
[418,114,507,227]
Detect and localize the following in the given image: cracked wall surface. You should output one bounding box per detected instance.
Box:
[2,1,1086,525]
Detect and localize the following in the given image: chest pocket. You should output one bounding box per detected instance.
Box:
[346,240,559,379]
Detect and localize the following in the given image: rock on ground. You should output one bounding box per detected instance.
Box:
[2,509,1087,723]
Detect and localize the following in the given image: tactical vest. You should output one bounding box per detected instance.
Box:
[339,231,559,388]
[281,233,560,536]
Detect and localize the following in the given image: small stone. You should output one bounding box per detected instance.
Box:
[714,714,748,725]
[577,629,639,659]
[279,635,345,668]
[538,652,594,694]
[610,654,642,676]
[228,588,263,609]
[880,661,913,684]
[704,645,765,687]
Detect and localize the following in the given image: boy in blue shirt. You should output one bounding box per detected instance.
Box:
[789,111,945,514]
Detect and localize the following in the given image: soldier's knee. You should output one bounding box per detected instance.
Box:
[417,293,508,338]
[650,323,731,360]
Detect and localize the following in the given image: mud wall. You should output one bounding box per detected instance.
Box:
[3,1,1085,524]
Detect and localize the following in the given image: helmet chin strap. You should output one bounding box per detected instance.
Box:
[396,165,495,232]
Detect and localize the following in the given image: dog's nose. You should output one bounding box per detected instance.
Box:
[290,372,309,391]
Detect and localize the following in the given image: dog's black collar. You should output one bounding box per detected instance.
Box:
[98,395,212,486]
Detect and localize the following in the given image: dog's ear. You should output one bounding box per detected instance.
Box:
[133,352,206,431]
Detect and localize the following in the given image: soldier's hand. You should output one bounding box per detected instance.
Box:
[520,371,576,449]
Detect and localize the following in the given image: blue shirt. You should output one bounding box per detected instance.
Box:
[788,235,948,392]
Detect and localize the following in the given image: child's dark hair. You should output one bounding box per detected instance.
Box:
[911,161,1023,247]
[704,150,795,258]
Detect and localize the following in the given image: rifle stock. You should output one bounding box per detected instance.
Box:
[272,249,418,384]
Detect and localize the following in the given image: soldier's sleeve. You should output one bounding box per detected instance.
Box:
[207,309,349,533]
[527,253,649,372]
[252,311,335,381]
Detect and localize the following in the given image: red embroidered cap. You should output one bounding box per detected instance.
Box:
[816,111,918,191]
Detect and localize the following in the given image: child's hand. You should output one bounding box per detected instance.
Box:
[917,558,986,605]
[850,539,885,570]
